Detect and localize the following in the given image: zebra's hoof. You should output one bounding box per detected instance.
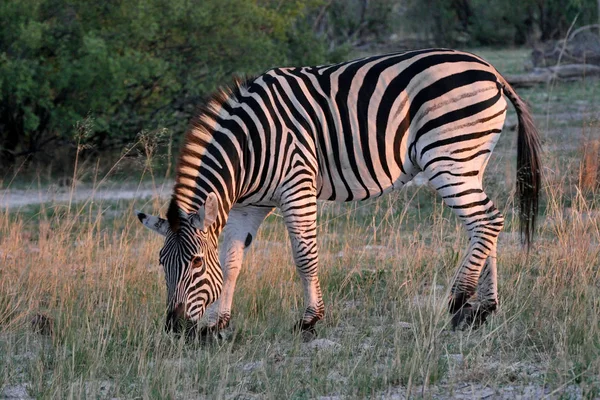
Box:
[448,292,470,314]
[451,304,491,331]
[198,325,218,336]
[301,328,318,342]
[293,320,318,341]
[451,305,472,330]
[186,325,230,343]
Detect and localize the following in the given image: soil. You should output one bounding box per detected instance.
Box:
[0,183,172,209]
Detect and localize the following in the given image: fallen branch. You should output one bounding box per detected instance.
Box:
[505,64,600,87]
[532,24,600,67]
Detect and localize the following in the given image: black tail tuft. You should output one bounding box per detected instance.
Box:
[502,79,542,249]
[516,104,541,248]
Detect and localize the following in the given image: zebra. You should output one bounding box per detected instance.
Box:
[136,48,541,334]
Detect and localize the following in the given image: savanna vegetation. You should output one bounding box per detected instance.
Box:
[1,0,600,399]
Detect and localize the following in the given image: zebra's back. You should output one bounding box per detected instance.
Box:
[247,49,507,203]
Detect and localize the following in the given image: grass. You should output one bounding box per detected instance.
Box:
[468,47,531,75]
[1,48,600,399]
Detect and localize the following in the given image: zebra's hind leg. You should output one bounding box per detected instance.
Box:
[471,247,499,326]
[279,182,324,338]
[426,170,504,330]
[451,253,499,330]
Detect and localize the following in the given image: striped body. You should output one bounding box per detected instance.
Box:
[174,49,505,207]
[137,49,541,333]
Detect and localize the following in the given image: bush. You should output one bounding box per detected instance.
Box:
[0,0,343,171]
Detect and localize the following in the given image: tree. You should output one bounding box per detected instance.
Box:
[0,0,340,170]
[403,0,600,46]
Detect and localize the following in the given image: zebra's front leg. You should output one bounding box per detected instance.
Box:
[280,189,324,336]
[204,206,274,333]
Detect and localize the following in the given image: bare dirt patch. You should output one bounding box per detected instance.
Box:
[0,184,171,209]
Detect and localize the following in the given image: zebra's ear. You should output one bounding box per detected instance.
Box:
[190,193,219,231]
[136,210,169,236]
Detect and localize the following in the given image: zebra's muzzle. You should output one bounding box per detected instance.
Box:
[165,302,188,334]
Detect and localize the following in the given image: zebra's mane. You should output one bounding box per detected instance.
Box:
[168,75,254,232]
[187,75,253,143]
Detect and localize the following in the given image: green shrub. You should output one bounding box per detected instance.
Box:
[0,0,341,170]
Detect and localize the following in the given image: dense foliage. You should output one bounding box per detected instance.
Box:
[0,0,339,169]
[405,0,600,47]
[1,0,598,171]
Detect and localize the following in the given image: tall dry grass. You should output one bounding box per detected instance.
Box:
[579,136,600,192]
[1,153,599,398]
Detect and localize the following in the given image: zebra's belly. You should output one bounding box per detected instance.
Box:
[315,164,419,202]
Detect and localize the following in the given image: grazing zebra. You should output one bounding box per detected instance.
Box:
[137,49,541,334]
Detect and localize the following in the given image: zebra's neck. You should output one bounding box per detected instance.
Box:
[171,81,251,231]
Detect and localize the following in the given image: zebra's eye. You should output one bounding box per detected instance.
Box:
[191,256,203,267]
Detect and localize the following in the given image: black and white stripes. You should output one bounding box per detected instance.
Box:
[137,48,541,333]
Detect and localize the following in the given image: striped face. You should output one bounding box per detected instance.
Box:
[160,224,209,332]
[136,194,221,334]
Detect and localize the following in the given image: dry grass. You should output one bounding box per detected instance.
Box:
[579,136,600,192]
[2,178,599,399]
[1,54,600,399]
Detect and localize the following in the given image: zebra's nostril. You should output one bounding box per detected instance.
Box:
[165,303,186,333]
[173,302,186,319]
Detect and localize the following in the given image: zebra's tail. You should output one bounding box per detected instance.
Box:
[497,75,542,249]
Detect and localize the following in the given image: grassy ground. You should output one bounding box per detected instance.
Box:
[1,49,600,399]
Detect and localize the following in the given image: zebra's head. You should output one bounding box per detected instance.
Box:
[135,193,222,334]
